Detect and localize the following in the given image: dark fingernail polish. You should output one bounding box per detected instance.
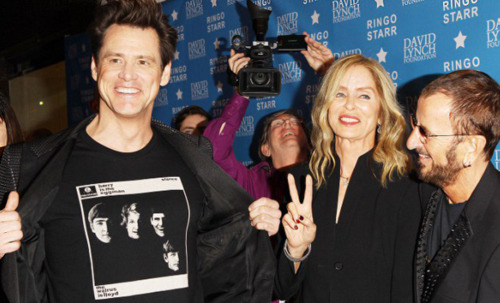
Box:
[294,225,298,230]
[296,219,300,224]
[299,216,304,221]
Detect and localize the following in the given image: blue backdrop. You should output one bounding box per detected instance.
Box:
[65,0,500,169]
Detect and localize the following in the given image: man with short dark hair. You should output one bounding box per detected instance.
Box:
[407,70,500,303]
[0,0,276,302]
[88,203,112,243]
[162,240,180,272]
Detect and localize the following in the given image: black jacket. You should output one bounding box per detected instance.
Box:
[275,151,422,303]
[0,117,275,303]
[415,163,500,303]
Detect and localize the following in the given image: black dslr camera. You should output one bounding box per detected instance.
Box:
[229,0,307,97]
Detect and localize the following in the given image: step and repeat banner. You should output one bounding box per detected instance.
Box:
[65,0,500,168]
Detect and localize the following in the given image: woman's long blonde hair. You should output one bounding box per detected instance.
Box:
[309,54,410,188]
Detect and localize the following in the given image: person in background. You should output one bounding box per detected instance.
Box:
[407,70,500,303]
[0,92,23,154]
[173,105,211,135]
[276,54,422,302]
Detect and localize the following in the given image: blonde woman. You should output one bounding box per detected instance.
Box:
[275,55,422,302]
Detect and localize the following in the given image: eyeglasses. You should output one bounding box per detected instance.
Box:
[270,117,303,129]
[410,114,471,144]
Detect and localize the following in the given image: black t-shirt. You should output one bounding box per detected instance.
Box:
[427,194,466,259]
[40,129,205,302]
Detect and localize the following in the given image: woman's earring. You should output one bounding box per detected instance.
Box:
[377,124,381,134]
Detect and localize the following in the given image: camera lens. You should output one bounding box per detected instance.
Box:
[251,72,270,86]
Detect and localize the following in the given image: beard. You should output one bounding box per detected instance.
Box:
[416,144,463,188]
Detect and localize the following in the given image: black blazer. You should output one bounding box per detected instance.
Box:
[0,116,275,303]
[415,164,500,303]
[275,151,422,303]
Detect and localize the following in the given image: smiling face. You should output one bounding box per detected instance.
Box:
[260,114,309,164]
[327,65,381,148]
[407,93,464,187]
[150,212,165,237]
[126,211,140,239]
[91,24,171,121]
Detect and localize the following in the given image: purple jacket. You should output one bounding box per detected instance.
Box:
[203,92,273,200]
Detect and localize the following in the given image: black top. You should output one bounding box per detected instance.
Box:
[40,129,205,302]
[275,150,422,303]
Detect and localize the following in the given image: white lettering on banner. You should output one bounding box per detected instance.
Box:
[387,70,399,87]
[279,60,302,84]
[403,33,437,63]
[277,12,299,35]
[188,39,206,60]
[190,80,209,100]
[170,65,188,83]
[487,18,500,48]
[175,25,185,41]
[186,0,203,19]
[236,116,255,137]
[210,56,228,75]
[254,0,272,6]
[227,0,244,5]
[309,31,330,46]
[305,84,320,104]
[229,26,249,44]
[256,100,277,111]
[334,48,362,59]
[207,12,226,33]
[443,56,480,72]
[442,0,478,24]
[303,0,319,4]
[212,97,230,108]
[332,0,361,23]
[402,0,424,6]
[366,14,397,41]
[172,105,188,115]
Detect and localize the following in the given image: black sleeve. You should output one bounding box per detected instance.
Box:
[390,180,422,303]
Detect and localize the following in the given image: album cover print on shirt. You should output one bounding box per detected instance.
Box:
[77,177,190,300]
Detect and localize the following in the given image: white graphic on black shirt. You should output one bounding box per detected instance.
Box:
[77,177,190,300]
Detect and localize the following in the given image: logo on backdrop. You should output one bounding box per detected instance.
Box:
[494,150,500,170]
[442,0,478,24]
[170,65,188,84]
[210,56,228,75]
[155,89,168,107]
[443,56,480,72]
[334,48,362,59]
[367,14,397,41]
[277,12,299,35]
[175,25,185,42]
[303,0,319,4]
[279,60,302,84]
[207,12,226,33]
[229,26,249,45]
[487,18,500,48]
[402,0,424,6]
[188,39,206,60]
[255,96,277,111]
[186,0,203,19]
[305,84,320,105]
[332,0,361,23]
[253,0,272,7]
[190,80,209,101]
[403,33,437,63]
[236,116,255,137]
[309,30,330,46]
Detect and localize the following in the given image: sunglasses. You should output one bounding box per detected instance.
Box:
[410,113,470,143]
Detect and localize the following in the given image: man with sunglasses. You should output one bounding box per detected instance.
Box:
[407,70,500,303]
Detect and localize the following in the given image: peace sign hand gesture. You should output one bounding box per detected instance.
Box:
[282,174,316,259]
